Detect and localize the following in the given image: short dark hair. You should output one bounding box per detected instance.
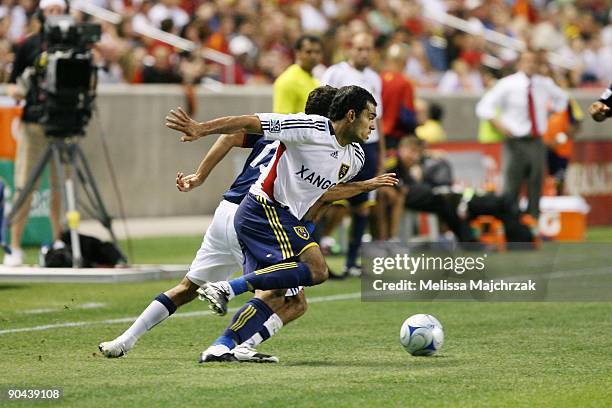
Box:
[305,85,338,117]
[327,85,377,121]
[429,103,444,121]
[295,34,322,51]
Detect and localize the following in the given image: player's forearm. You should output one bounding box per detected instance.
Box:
[193,134,238,182]
[198,115,262,138]
[319,181,368,202]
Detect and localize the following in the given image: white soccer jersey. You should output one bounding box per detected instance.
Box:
[321,61,383,144]
[250,113,365,220]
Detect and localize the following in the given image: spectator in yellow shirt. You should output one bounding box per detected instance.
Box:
[416,102,447,144]
[273,35,323,114]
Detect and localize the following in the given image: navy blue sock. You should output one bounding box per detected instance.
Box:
[346,213,368,268]
[213,298,274,349]
[154,293,177,315]
[228,262,313,296]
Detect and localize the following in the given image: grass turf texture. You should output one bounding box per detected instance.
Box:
[2,231,612,407]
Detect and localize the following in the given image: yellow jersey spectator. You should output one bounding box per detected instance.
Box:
[416,102,447,143]
[273,35,323,114]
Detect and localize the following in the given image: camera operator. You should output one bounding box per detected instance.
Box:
[3,0,66,266]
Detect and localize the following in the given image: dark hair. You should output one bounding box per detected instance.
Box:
[295,34,322,51]
[305,85,338,117]
[429,103,444,121]
[327,85,377,121]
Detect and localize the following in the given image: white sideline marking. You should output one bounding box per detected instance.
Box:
[22,302,107,315]
[0,292,361,336]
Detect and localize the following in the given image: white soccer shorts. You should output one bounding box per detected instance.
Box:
[186,199,302,297]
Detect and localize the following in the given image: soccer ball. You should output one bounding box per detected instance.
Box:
[400,314,444,356]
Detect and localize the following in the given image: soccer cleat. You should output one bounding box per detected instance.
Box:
[3,248,24,267]
[343,265,362,277]
[199,344,238,363]
[232,345,279,363]
[98,338,131,358]
[197,282,231,316]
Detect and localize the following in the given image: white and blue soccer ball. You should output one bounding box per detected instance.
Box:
[400,314,444,356]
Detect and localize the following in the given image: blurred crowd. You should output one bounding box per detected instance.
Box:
[0,0,610,87]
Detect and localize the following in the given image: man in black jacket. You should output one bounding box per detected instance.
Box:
[387,137,533,245]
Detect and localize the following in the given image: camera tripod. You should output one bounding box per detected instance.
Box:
[3,136,126,267]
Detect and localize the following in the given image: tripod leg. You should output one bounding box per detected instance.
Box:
[65,144,83,268]
[5,144,54,228]
[51,142,67,227]
[73,144,127,263]
[51,143,81,267]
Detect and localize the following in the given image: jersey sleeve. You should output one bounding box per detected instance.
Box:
[242,133,262,148]
[256,112,327,144]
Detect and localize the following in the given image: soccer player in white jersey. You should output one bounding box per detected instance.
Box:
[166,86,378,361]
[320,31,385,277]
[99,86,397,362]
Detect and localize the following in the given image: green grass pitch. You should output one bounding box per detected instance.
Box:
[1,228,611,407]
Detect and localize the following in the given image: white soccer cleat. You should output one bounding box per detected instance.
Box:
[199,344,237,363]
[232,345,279,363]
[3,248,24,267]
[344,266,362,277]
[197,282,231,316]
[98,338,131,358]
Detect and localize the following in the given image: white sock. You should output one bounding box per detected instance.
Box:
[224,281,236,300]
[119,299,171,348]
[242,313,284,348]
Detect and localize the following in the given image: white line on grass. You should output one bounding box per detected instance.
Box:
[22,302,107,315]
[0,292,361,336]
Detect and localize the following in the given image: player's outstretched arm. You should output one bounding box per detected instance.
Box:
[165,107,262,142]
[319,173,399,203]
[176,133,244,192]
[303,173,399,222]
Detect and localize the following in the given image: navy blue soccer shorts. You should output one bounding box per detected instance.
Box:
[234,193,319,275]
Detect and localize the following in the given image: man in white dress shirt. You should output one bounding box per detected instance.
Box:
[476,51,568,218]
[319,32,385,276]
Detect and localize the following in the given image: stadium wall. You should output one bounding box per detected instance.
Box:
[1,85,609,220]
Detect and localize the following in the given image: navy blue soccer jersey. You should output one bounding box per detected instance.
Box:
[223,133,279,205]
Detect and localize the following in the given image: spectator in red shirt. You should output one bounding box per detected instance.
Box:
[380,43,417,153]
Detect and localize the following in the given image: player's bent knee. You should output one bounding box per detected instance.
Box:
[304,254,328,284]
[310,262,328,284]
[299,246,328,285]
